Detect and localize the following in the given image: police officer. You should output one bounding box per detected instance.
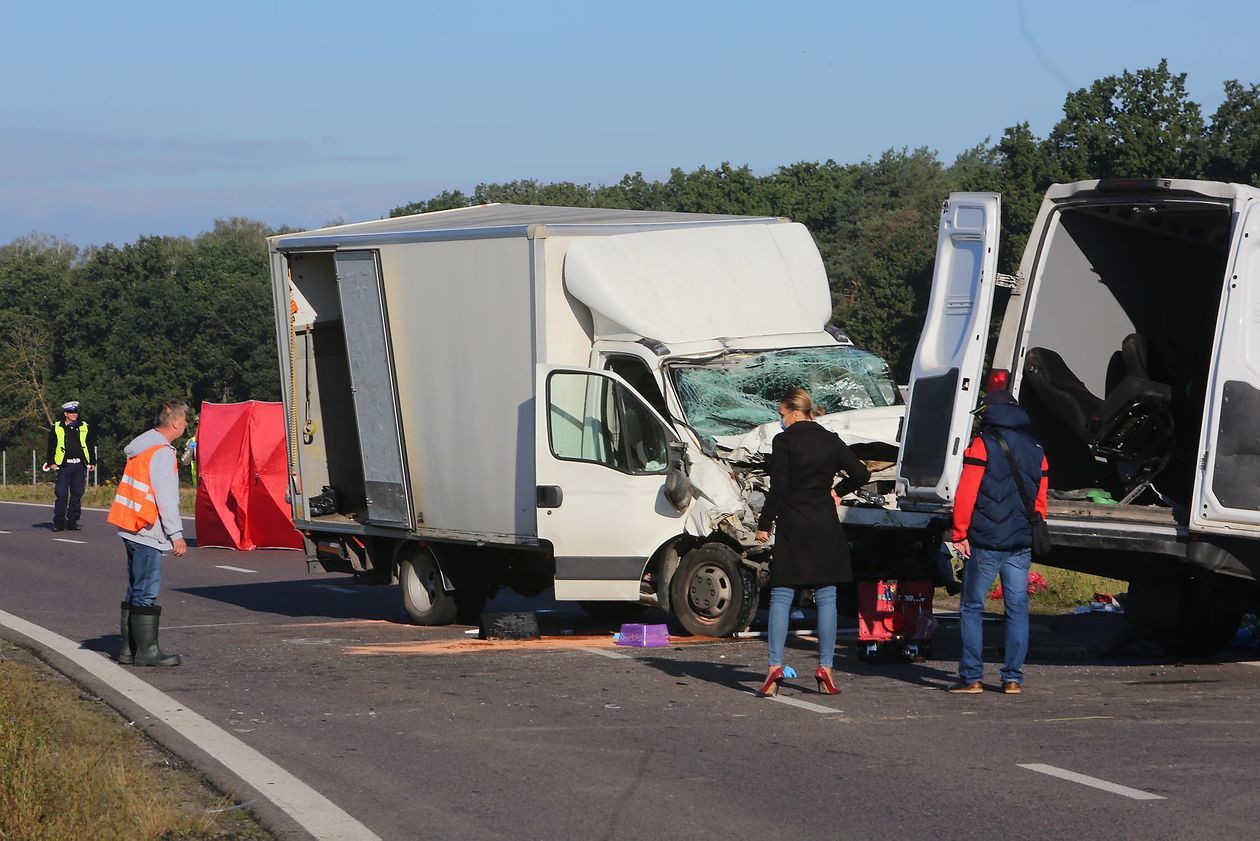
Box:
[44,400,97,532]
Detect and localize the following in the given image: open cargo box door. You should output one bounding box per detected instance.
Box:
[535,365,687,600]
[895,193,1001,501]
[334,250,413,529]
[1192,199,1260,536]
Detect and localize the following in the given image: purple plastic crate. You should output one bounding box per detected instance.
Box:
[615,623,670,647]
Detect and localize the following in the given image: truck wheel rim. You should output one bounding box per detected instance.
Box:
[406,559,439,611]
[687,563,731,618]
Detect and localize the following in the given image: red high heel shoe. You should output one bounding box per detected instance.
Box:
[757,666,786,697]
[815,666,841,695]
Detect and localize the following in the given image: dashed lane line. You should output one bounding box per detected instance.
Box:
[767,694,844,714]
[580,646,630,659]
[0,608,381,840]
[313,584,357,594]
[53,538,87,544]
[215,565,257,574]
[1018,763,1165,800]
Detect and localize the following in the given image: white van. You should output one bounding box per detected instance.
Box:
[268,206,902,636]
[860,179,1260,655]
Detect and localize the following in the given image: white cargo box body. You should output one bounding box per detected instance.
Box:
[268,205,831,545]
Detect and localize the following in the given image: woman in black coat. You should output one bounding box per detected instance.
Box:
[754,388,870,697]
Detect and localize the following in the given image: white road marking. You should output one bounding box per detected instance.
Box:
[0,608,381,840]
[580,647,630,660]
[313,585,357,594]
[1238,661,1260,668]
[163,621,262,630]
[767,694,843,714]
[53,538,87,544]
[0,530,10,534]
[1018,763,1165,800]
[0,500,194,521]
[215,565,257,574]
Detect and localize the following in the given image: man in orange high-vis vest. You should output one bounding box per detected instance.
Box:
[107,399,189,667]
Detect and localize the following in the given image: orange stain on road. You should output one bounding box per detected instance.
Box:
[345,634,723,656]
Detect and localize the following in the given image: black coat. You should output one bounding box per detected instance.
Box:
[757,421,871,588]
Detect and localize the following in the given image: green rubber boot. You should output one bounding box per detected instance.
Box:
[118,602,134,665]
[129,604,181,667]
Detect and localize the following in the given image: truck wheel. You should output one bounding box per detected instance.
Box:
[669,543,759,637]
[399,547,457,626]
[1163,574,1247,659]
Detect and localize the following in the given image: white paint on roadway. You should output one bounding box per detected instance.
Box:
[215,565,257,574]
[767,694,844,714]
[1018,763,1166,800]
[313,585,357,594]
[0,499,194,521]
[580,647,630,660]
[53,538,87,544]
[1239,661,1260,668]
[0,608,382,840]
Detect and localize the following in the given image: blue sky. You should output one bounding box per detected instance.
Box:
[2,0,1257,247]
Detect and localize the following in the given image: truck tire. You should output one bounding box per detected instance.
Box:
[669,543,759,637]
[399,547,457,626]
[1163,574,1248,659]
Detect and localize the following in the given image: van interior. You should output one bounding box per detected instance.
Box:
[1015,200,1232,512]
[286,252,367,521]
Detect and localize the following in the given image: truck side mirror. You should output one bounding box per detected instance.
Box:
[663,441,692,511]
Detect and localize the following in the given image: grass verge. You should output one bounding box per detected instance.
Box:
[0,483,197,512]
[935,563,1129,615]
[0,640,272,840]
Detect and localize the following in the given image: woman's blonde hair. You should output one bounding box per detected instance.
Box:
[780,388,825,419]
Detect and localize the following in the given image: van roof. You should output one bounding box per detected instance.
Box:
[1046,178,1260,202]
[269,203,782,250]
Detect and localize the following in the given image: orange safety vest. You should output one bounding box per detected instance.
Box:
[106,444,173,532]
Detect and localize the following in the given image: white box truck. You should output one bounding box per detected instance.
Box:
[268,206,902,634]
[840,179,1260,656]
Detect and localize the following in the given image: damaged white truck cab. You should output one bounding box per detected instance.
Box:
[268,206,901,635]
[854,179,1260,655]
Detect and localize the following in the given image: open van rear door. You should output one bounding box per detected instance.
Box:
[895,193,1001,501]
[334,250,414,529]
[535,365,687,600]
[1192,199,1260,535]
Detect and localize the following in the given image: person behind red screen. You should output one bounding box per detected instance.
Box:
[947,389,1048,696]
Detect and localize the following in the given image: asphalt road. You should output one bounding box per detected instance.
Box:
[2,499,1258,840]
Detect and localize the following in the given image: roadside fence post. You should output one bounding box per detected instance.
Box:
[32,449,36,485]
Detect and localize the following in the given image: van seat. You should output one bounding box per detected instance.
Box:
[1022,345,1175,503]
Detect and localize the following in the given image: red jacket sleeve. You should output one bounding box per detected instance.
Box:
[1036,454,1049,517]
[952,437,987,542]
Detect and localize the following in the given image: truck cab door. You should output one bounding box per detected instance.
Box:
[895,193,1002,501]
[334,250,413,529]
[1192,199,1260,535]
[535,365,687,600]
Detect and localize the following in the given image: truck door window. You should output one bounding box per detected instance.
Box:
[547,371,670,474]
[605,355,671,421]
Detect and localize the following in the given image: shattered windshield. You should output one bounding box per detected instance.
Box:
[670,347,901,442]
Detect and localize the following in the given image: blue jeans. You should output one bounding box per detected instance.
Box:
[959,547,1031,684]
[124,539,163,607]
[768,585,838,669]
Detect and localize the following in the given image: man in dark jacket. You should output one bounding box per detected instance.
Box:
[43,400,97,532]
[947,391,1048,695]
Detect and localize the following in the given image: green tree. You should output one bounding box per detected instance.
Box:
[1045,59,1207,180]
[1206,79,1260,185]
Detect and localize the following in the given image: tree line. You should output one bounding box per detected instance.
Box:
[2,61,1257,476]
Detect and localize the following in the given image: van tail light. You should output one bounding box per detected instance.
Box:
[986,369,1009,393]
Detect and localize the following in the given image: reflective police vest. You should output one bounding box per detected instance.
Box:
[106,444,171,532]
[53,422,92,465]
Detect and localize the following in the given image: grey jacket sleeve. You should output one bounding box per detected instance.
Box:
[148,445,184,541]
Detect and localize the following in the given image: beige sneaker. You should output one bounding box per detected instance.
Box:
[1002,681,1022,695]
[947,681,983,694]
